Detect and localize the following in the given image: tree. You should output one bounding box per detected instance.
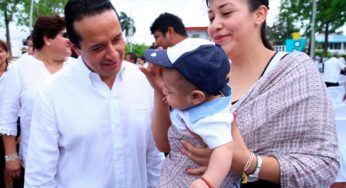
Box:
[125,43,149,57]
[0,0,26,58]
[277,0,346,57]
[0,0,67,58]
[119,11,136,42]
[267,0,300,45]
[17,0,67,28]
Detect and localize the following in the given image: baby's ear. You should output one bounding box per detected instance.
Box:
[191,90,205,105]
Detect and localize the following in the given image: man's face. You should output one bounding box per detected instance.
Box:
[153,31,170,49]
[73,10,125,83]
[27,39,34,55]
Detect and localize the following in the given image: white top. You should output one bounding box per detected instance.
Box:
[0,54,75,165]
[24,57,164,188]
[170,96,233,149]
[323,57,346,83]
[0,66,7,93]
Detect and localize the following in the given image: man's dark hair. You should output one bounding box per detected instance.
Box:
[150,12,188,37]
[23,34,32,46]
[32,15,65,50]
[64,0,119,48]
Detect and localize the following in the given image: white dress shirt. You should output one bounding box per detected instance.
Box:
[24,57,164,188]
[0,55,75,166]
[323,57,346,83]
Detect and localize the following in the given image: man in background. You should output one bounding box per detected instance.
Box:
[150,12,188,49]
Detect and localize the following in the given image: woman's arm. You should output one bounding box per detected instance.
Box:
[140,65,171,152]
[183,119,280,183]
[151,91,171,152]
[2,135,21,179]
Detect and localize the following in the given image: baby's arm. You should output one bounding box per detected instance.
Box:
[189,142,233,188]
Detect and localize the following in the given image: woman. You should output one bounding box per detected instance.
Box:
[0,40,8,82]
[141,0,339,187]
[0,15,73,187]
[0,39,10,188]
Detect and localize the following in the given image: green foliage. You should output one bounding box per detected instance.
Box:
[268,0,346,56]
[0,0,67,28]
[17,0,67,27]
[0,0,26,26]
[315,49,332,58]
[119,11,136,39]
[125,43,149,57]
[267,0,300,45]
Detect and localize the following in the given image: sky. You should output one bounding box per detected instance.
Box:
[1,0,345,56]
[112,0,282,45]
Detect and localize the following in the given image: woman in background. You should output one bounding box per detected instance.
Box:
[0,39,10,188]
[0,15,73,188]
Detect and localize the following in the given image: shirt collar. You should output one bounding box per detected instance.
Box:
[183,96,231,123]
[77,56,126,84]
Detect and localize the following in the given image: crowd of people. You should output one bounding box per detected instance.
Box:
[0,0,344,187]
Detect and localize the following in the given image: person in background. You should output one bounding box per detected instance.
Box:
[338,53,345,65]
[125,52,137,64]
[25,35,35,56]
[150,12,188,49]
[0,15,73,188]
[137,56,148,68]
[323,52,346,87]
[0,40,8,78]
[0,39,9,188]
[141,0,339,187]
[24,0,164,187]
[314,55,323,73]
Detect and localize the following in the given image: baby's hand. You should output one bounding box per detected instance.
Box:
[189,179,209,188]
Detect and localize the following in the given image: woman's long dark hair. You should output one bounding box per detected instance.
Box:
[206,0,273,50]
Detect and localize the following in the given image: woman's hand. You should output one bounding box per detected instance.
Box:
[4,159,21,188]
[181,140,211,175]
[5,159,21,178]
[184,112,252,175]
[229,113,252,173]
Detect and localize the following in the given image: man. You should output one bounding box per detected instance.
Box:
[24,0,164,187]
[150,12,188,49]
[323,52,346,87]
[125,52,137,64]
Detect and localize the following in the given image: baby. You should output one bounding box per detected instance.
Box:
[145,38,233,188]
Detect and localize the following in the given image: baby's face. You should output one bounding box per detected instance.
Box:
[162,68,195,110]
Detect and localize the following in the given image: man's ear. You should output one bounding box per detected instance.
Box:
[166,27,175,40]
[191,90,205,106]
[71,44,81,56]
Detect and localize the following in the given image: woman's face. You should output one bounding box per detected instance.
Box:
[47,29,72,61]
[207,0,258,56]
[0,45,8,67]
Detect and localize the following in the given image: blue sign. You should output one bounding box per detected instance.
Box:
[285,38,307,52]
